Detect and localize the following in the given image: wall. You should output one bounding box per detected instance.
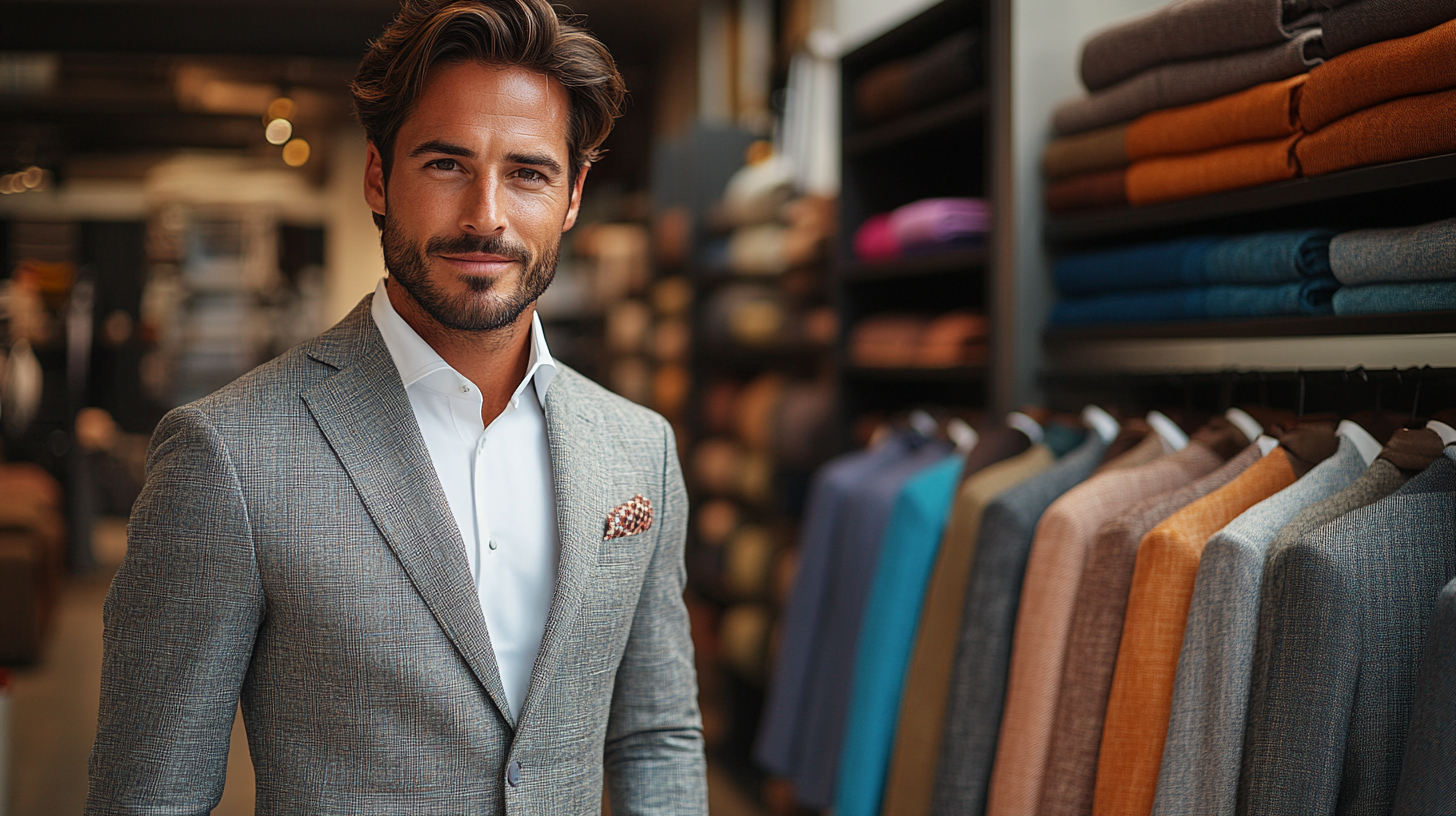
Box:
[322,125,387,324]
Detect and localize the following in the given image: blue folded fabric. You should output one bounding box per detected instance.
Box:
[1332,282,1456,316]
[1055,230,1336,297]
[1050,277,1339,325]
[1329,218,1456,286]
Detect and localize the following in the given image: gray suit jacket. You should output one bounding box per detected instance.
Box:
[1393,574,1456,816]
[86,298,707,816]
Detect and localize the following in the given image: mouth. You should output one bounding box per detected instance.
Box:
[435,252,521,275]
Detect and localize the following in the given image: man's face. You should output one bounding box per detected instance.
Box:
[364,61,587,332]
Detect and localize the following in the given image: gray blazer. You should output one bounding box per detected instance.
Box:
[86,297,707,816]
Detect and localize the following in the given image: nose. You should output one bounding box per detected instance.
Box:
[459,173,507,236]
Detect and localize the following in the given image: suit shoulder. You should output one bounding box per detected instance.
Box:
[175,340,337,429]
[550,365,671,439]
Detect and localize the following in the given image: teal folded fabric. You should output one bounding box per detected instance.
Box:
[1056,230,1336,297]
[1332,281,1456,315]
[1051,277,1339,325]
[1329,218,1456,286]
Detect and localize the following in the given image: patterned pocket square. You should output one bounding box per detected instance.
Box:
[604,494,653,540]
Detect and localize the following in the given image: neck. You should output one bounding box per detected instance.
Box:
[385,277,535,425]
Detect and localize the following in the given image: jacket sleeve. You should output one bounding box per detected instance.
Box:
[86,406,265,816]
[603,415,709,815]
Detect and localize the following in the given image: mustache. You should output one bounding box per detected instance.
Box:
[425,234,532,265]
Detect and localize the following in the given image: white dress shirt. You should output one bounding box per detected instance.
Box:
[371,279,559,720]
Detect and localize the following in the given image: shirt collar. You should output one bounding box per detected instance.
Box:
[370,278,557,403]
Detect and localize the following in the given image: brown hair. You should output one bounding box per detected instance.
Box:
[350,0,626,217]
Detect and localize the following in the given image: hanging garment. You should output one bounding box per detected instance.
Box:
[1050,279,1338,326]
[1055,231,1335,297]
[1329,217,1456,286]
[1046,170,1130,215]
[1295,87,1456,177]
[1392,572,1456,815]
[930,433,1109,816]
[1237,456,1456,816]
[1040,440,1257,816]
[1153,423,1378,816]
[1125,135,1300,205]
[1125,75,1305,160]
[1332,281,1456,315]
[1318,0,1456,58]
[1301,18,1456,131]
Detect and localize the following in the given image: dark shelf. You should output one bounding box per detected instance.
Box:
[841,247,987,281]
[844,91,987,158]
[697,342,833,369]
[1046,153,1456,246]
[1044,312,1456,343]
[844,364,987,383]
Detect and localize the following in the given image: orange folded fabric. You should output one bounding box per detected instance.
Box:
[1046,169,1128,214]
[1302,19,1456,133]
[1126,135,1299,206]
[1091,450,1297,816]
[1296,87,1456,177]
[1126,75,1305,160]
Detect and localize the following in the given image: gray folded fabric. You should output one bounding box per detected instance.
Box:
[1321,0,1456,57]
[1329,218,1456,285]
[1055,30,1323,136]
[1081,0,1316,92]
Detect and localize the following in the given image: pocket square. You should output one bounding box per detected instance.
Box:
[604,494,653,540]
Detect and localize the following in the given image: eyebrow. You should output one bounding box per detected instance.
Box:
[507,151,564,176]
[408,139,475,159]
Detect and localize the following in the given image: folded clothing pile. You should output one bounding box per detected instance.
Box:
[854,29,981,125]
[1328,216,1456,316]
[1050,229,1340,325]
[1044,5,1456,215]
[848,311,988,368]
[853,198,991,262]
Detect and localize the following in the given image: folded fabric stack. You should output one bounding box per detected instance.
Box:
[1328,217,1456,315]
[853,198,991,262]
[854,29,981,125]
[1050,229,1339,326]
[1044,2,1456,215]
[848,311,989,368]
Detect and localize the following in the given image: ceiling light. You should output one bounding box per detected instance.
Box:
[282,138,311,167]
[265,118,294,145]
[267,97,296,122]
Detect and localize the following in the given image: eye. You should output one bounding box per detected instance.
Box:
[515,168,547,184]
[425,158,459,172]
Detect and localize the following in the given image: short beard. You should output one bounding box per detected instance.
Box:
[380,212,559,333]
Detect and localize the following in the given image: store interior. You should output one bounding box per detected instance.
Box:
[1,0,1454,813]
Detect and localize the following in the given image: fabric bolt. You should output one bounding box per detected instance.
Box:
[1040,442,1257,816]
[1126,75,1305,160]
[1302,18,1456,131]
[1329,217,1456,285]
[1332,281,1456,316]
[1237,458,1456,816]
[1046,170,1129,215]
[983,432,1174,816]
[1296,87,1456,177]
[853,214,901,262]
[930,434,1109,816]
[789,437,955,809]
[1055,230,1335,297]
[891,198,993,248]
[753,434,920,776]
[1319,0,1456,58]
[1049,279,1338,326]
[1392,575,1456,816]
[1126,135,1300,205]
[1054,30,1323,136]
[835,455,971,816]
[1079,0,1317,92]
[1154,426,1374,816]
[1043,125,1131,181]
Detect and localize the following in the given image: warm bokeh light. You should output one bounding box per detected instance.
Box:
[266,97,295,122]
[21,166,44,188]
[282,138,311,167]
[265,118,294,145]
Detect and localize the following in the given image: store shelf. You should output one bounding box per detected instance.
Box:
[697,342,832,369]
[844,91,988,158]
[1045,153,1456,246]
[1045,312,1456,344]
[842,247,987,281]
[844,364,986,383]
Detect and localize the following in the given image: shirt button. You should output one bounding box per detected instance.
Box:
[460,384,470,393]
[506,760,521,787]
[488,539,498,550]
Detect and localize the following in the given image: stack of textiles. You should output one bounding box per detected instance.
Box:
[854,29,981,125]
[1329,216,1456,315]
[853,198,991,262]
[847,311,989,368]
[753,399,1456,816]
[1044,3,1456,214]
[1049,229,1339,326]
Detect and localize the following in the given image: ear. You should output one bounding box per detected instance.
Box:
[364,141,388,218]
[561,164,591,233]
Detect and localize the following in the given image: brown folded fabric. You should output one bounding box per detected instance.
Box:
[1046,169,1129,214]
[1126,75,1305,159]
[1320,0,1456,58]
[1043,125,1131,180]
[1126,135,1300,205]
[1296,87,1456,176]
[1302,19,1456,132]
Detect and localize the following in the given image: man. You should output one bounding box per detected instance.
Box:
[85,2,708,814]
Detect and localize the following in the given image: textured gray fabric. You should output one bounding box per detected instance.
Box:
[1393,574,1456,816]
[929,434,1107,816]
[86,297,707,816]
[1080,0,1315,92]
[1054,30,1323,136]
[1321,0,1456,57]
[1154,438,1367,816]
[1237,458,1456,816]
[1330,218,1456,286]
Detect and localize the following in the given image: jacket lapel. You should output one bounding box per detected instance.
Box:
[301,300,516,727]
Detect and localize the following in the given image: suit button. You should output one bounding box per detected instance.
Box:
[507,760,522,787]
